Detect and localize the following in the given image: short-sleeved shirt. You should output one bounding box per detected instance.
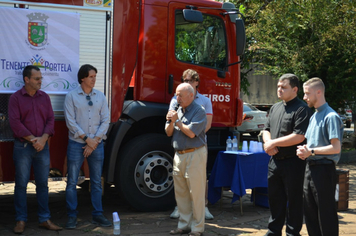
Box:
[169,92,213,116]
[166,101,207,150]
[265,96,312,159]
[8,86,54,141]
[305,103,343,164]
[64,86,110,143]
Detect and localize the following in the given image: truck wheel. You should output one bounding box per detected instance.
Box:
[115,133,175,211]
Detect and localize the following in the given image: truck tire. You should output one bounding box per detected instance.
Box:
[115,133,175,211]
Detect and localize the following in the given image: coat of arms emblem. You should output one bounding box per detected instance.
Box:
[27,13,49,47]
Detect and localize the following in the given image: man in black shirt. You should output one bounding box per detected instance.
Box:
[263,74,312,236]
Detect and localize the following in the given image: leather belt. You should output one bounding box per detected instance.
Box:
[176,146,204,154]
[307,159,334,166]
[15,138,32,144]
[273,155,295,160]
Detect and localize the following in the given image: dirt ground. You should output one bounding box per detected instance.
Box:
[0,163,355,236]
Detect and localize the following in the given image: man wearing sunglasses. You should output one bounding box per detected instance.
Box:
[64,64,110,229]
[168,69,214,220]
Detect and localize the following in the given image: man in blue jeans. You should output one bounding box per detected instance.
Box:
[64,64,111,229]
[8,65,62,234]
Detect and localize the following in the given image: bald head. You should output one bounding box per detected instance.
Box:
[176,83,194,108]
[177,83,194,94]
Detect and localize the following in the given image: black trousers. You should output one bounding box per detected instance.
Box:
[303,161,338,236]
[265,157,306,236]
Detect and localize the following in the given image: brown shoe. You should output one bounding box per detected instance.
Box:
[39,220,63,231]
[14,221,25,234]
[170,228,190,235]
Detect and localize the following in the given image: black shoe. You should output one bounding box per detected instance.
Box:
[92,215,112,227]
[65,216,77,229]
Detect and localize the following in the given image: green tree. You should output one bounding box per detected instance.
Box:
[228,0,356,112]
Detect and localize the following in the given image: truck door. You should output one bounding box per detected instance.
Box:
[166,2,238,127]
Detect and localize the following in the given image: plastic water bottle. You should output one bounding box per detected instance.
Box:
[113,212,120,235]
[226,136,232,151]
[232,136,238,152]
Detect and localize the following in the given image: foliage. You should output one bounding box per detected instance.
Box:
[226,0,356,111]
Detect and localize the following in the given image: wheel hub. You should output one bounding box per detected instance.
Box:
[135,151,173,198]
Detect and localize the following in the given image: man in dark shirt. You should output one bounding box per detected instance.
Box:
[165,83,207,236]
[263,74,312,236]
[8,65,62,234]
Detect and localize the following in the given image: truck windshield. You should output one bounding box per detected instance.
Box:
[175,10,227,70]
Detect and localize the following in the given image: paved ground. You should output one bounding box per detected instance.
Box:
[0,163,355,236]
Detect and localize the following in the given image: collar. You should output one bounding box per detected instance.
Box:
[20,86,43,97]
[185,101,195,111]
[77,86,96,96]
[316,102,328,112]
[283,96,298,106]
[181,101,196,113]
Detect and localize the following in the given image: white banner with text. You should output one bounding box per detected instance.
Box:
[0,7,80,94]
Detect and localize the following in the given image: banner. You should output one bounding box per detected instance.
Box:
[0,7,80,94]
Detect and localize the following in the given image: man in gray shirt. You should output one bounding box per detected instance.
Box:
[165,83,207,236]
[297,77,343,236]
[64,64,111,229]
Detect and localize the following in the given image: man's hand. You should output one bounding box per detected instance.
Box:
[82,145,94,158]
[86,137,99,150]
[166,110,178,123]
[296,145,310,160]
[31,136,47,152]
[263,140,279,156]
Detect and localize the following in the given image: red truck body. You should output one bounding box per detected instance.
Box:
[0,0,244,211]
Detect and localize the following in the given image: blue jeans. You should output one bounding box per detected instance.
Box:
[13,140,51,223]
[66,139,104,217]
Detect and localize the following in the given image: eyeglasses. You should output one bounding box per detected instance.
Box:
[183,79,197,83]
[30,77,43,81]
[86,95,93,106]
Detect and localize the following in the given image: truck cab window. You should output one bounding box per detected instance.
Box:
[175,10,227,70]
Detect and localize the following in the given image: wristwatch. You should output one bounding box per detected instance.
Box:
[82,135,88,141]
[174,119,180,125]
[311,149,315,156]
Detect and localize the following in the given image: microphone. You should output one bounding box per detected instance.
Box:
[174,103,180,111]
[167,104,180,123]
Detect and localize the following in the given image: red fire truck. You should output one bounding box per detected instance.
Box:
[0,0,245,211]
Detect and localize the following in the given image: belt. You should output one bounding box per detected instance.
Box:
[176,146,204,154]
[307,159,334,166]
[15,138,32,144]
[273,155,295,160]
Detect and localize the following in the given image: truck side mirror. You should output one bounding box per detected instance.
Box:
[183,9,203,23]
[236,18,246,56]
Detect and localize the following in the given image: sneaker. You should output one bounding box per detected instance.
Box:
[170,206,180,219]
[65,216,77,229]
[205,206,214,220]
[92,215,112,227]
